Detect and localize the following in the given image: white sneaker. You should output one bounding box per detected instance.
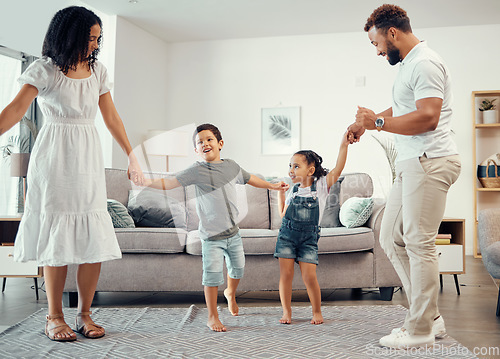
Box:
[390,316,446,339]
[432,316,446,339]
[379,329,435,349]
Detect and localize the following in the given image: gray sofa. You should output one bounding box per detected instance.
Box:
[63,168,401,306]
[478,208,500,316]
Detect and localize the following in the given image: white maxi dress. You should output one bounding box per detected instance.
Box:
[14,57,122,267]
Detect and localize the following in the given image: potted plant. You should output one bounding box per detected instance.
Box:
[479,98,498,124]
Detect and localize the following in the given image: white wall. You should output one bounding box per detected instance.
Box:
[0,0,77,57]
[163,25,500,255]
[111,16,170,170]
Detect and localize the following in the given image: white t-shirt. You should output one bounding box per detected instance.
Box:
[285,176,330,223]
[392,41,458,162]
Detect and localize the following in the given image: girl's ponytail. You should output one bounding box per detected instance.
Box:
[294,150,328,179]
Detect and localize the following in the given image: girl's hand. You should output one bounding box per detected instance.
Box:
[343,131,352,145]
[347,122,365,143]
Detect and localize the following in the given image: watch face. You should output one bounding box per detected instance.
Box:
[375,118,383,127]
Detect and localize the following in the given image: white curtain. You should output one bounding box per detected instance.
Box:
[0,54,22,214]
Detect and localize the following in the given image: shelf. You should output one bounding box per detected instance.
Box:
[437,218,465,276]
[475,123,500,128]
[472,90,500,258]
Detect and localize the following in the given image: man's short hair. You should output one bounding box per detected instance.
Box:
[364,4,412,34]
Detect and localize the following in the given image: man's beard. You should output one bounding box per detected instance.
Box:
[386,40,401,66]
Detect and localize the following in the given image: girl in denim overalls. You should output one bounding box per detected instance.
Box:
[274,132,350,324]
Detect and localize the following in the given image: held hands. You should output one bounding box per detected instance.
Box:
[355,106,377,131]
[342,130,353,145]
[271,181,290,192]
[346,105,376,144]
[127,154,145,186]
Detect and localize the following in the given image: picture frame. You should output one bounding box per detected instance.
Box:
[261,106,300,155]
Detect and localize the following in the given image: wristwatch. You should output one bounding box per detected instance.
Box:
[375,116,385,132]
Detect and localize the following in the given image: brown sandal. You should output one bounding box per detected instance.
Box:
[75,311,105,339]
[45,314,77,342]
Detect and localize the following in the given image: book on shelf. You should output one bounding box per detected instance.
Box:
[436,233,451,245]
[436,233,452,239]
[436,238,451,245]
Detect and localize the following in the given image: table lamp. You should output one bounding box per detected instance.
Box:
[10,153,30,204]
[144,130,189,172]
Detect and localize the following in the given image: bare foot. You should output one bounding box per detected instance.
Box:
[310,312,324,325]
[207,316,227,332]
[223,288,239,316]
[279,310,291,324]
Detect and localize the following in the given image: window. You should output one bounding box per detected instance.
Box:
[0,47,36,214]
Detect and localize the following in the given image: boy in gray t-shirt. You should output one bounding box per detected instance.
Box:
[146,123,288,332]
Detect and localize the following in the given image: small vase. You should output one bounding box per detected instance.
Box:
[482,110,498,124]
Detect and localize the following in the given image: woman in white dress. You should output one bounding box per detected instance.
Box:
[0,6,144,341]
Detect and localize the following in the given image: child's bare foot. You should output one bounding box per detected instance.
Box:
[207,316,227,332]
[223,288,239,316]
[310,312,324,325]
[279,310,292,324]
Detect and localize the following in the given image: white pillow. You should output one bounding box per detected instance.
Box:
[339,197,374,228]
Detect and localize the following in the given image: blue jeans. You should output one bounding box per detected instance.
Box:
[201,232,245,287]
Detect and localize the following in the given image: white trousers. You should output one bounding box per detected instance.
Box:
[380,154,461,335]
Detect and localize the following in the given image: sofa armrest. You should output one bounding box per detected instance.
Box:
[366,198,385,231]
[368,198,403,288]
[478,208,500,253]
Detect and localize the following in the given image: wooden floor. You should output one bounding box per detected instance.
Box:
[1,256,499,358]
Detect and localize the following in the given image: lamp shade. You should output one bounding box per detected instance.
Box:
[144,130,189,157]
[10,153,30,177]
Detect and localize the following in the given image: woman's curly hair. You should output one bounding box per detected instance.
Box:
[295,150,328,179]
[364,4,412,34]
[42,6,102,74]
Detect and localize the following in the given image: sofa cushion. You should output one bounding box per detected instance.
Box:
[185,229,279,255]
[185,176,270,231]
[115,228,187,254]
[128,188,187,229]
[319,227,374,253]
[339,197,374,228]
[339,173,373,204]
[105,168,132,206]
[270,173,374,230]
[237,184,270,229]
[319,176,344,228]
[107,199,135,228]
[185,228,374,256]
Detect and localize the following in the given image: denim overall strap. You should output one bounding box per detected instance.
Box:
[284,180,320,225]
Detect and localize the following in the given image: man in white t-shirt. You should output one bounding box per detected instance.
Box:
[348,4,461,349]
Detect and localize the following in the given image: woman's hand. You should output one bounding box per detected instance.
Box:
[127,154,145,186]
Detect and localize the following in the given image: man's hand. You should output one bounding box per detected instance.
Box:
[356,106,377,130]
[347,122,365,143]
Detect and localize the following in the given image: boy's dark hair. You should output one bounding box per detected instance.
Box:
[295,150,328,179]
[193,123,223,147]
[42,6,102,74]
[364,4,412,34]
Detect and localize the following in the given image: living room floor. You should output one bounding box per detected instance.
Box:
[1,256,499,357]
